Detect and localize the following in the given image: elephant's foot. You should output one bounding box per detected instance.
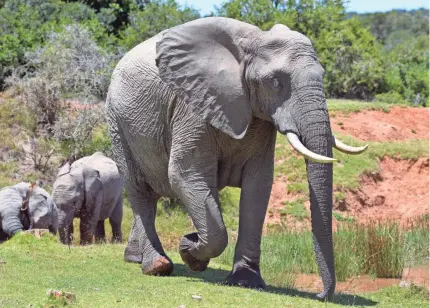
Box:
[111,234,122,244]
[225,260,266,289]
[179,233,209,272]
[142,255,174,276]
[316,286,335,302]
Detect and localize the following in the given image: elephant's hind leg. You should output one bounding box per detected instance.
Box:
[95,220,106,243]
[125,182,173,276]
[108,116,172,275]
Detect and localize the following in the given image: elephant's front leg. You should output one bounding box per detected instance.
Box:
[169,156,228,271]
[226,148,275,289]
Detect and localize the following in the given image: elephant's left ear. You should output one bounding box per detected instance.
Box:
[29,194,49,224]
[156,17,257,139]
[83,167,102,204]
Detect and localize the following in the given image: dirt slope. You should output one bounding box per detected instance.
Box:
[266,107,429,228]
[336,157,429,224]
[330,106,428,141]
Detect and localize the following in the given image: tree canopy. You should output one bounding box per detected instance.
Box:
[0,0,428,104]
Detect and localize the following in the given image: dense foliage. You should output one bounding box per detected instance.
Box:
[0,0,428,104]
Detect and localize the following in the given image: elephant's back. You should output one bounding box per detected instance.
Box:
[106,32,174,197]
[87,153,121,184]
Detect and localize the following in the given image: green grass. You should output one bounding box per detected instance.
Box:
[1,232,428,308]
[280,198,308,221]
[326,99,401,115]
[216,216,429,284]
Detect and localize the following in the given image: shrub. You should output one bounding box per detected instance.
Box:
[0,0,109,88]
[118,0,200,50]
[7,24,118,136]
[382,35,429,106]
[53,106,106,160]
[375,92,409,105]
[26,136,59,172]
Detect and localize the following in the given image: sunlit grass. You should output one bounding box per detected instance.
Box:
[1,230,428,307]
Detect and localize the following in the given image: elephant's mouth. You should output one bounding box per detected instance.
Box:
[286,132,368,162]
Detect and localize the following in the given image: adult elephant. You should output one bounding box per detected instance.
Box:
[52,152,124,245]
[0,182,58,242]
[106,17,368,300]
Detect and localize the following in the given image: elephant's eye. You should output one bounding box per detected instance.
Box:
[271,78,282,90]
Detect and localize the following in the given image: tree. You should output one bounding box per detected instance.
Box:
[216,0,384,99]
[0,0,110,88]
[119,0,200,50]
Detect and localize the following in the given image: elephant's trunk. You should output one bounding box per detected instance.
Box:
[298,105,336,300]
[57,209,73,244]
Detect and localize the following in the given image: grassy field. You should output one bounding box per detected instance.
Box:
[0,233,429,308]
[0,97,429,306]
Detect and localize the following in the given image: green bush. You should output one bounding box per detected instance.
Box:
[375,92,409,105]
[0,0,112,88]
[217,0,386,100]
[382,35,429,106]
[118,0,200,50]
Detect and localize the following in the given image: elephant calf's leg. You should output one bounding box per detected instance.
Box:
[109,199,123,243]
[79,215,94,245]
[125,182,173,276]
[67,222,74,244]
[95,220,106,243]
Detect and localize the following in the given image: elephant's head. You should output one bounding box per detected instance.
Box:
[52,161,102,244]
[156,17,368,300]
[52,162,84,244]
[0,182,58,239]
[28,186,59,235]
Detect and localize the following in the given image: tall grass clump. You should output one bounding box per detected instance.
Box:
[216,215,429,287]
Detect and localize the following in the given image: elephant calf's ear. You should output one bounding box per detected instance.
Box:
[155,17,255,139]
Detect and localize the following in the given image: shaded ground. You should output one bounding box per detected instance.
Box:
[295,264,429,294]
[330,106,428,141]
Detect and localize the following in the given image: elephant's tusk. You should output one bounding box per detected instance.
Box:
[333,136,368,155]
[286,133,336,164]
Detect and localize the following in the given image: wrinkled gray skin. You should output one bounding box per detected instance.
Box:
[52,152,124,245]
[0,182,58,242]
[106,17,365,300]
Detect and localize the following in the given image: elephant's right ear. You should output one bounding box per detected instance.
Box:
[156,17,258,139]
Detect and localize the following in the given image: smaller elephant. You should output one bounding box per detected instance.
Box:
[52,152,124,245]
[0,182,58,243]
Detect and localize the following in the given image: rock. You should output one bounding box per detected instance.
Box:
[399,280,411,288]
[25,229,49,239]
[46,289,76,303]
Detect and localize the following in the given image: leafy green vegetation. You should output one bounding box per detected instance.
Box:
[0,231,428,307]
[327,99,395,114]
[280,199,308,221]
[217,215,429,284]
[1,1,428,103]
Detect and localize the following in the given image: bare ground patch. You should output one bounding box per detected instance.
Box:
[331,107,428,141]
[335,157,429,224]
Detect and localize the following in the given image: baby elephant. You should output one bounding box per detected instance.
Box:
[0,182,58,243]
[52,152,124,245]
